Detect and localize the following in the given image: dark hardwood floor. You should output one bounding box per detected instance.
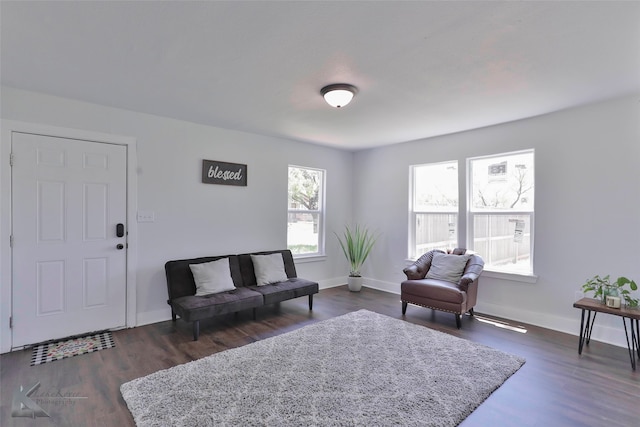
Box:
[2,286,639,427]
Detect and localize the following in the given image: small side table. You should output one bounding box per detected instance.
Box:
[573,297,640,370]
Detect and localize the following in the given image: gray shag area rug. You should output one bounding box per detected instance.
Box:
[121,310,525,426]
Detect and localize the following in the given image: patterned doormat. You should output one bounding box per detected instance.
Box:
[31,331,115,366]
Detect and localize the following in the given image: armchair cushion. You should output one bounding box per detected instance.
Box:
[402,279,467,305]
[425,252,471,284]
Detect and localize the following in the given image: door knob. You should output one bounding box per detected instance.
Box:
[116,244,124,250]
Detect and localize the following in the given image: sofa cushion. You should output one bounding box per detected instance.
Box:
[189,257,236,296]
[425,252,470,284]
[251,253,289,286]
[171,287,263,322]
[249,278,319,305]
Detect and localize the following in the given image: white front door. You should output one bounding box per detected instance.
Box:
[11,132,127,347]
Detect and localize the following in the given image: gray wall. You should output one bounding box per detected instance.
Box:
[2,86,639,351]
[0,87,353,352]
[354,93,640,346]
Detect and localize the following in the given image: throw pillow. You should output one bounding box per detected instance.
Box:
[189,258,236,296]
[425,252,470,284]
[251,253,288,286]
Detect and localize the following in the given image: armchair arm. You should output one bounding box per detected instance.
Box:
[402,250,443,280]
[459,274,478,292]
[403,264,422,280]
[458,254,484,292]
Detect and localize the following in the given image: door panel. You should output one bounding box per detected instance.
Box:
[12,132,127,347]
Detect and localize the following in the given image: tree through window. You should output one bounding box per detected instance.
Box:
[287,166,325,257]
[409,150,535,277]
[469,150,535,275]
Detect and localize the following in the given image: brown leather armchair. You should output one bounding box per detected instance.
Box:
[401,248,484,328]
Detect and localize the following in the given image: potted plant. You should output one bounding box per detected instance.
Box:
[581,274,639,308]
[335,225,377,292]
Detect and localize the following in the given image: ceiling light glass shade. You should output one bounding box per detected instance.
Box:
[321,84,357,108]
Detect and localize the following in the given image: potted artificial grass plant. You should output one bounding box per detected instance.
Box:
[335,224,377,292]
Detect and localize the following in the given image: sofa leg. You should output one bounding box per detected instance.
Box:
[402,301,408,315]
[193,321,200,341]
[468,308,475,316]
[455,314,462,329]
[171,310,177,322]
[309,294,314,311]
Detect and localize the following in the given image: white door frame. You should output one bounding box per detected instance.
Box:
[1,120,138,353]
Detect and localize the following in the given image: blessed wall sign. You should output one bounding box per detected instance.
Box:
[202,159,247,186]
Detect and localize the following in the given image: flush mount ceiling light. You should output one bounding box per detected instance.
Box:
[321,83,358,108]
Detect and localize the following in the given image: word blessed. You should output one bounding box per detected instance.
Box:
[207,165,243,181]
[202,160,247,186]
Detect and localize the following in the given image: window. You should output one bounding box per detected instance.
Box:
[468,150,535,275]
[287,166,325,257]
[409,161,458,259]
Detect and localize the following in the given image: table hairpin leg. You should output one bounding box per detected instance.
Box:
[578,309,597,354]
[622,317,637,371]
[574,298,640,371]
[635,319,640,358]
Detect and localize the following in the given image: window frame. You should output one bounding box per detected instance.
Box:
[407,150,537,282]
[467,149,535,278]
[408,160,459,259]
[287,165,326,259]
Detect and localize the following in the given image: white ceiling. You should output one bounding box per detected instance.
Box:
[2,1,639,151]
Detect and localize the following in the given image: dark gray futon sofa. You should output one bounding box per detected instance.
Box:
[165,249,319,340]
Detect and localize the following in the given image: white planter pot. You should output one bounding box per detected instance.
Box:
[347,276,363,292]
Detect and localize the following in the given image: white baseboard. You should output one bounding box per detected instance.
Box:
[131,278,630,350]
[475,301,628,349]
[322,277,400,295]
[361,278,629,349]
[318,278,347,289]
[362,278,400,295]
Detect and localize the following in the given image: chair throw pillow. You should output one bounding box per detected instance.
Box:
[189,258,236,296]
[425,252,471,284]
[251,253,288,286]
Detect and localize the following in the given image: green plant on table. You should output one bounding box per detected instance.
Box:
[581,274,638,308]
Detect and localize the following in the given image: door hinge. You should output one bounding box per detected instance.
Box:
[9,235,13,248]
[9,316,12,329]
[9,152,14,167]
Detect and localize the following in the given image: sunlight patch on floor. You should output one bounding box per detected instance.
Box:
[475,315,528,334]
